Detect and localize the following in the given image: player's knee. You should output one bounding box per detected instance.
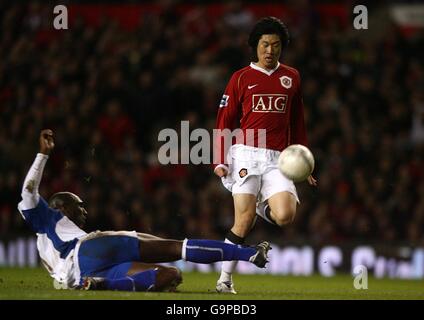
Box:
[272,209,296,226]
[154,266,182,292]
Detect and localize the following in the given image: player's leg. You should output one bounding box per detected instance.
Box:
[153,265,183,292]
[82,262,183,292]
[257,168,299,227]
[231,193,258,237]
[121,263,182,292]
[127,262,182,292]
[128,263,182,292]
[267,191,297,226]
[77,231,266,274]
[217,176,260,294]
[137,232,164,240]
[137,237,268,266]
[137,238,182,262]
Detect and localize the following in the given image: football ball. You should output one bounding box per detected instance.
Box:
[278,144,315,182]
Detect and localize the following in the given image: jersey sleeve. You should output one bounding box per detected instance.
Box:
[213,73,241,169]
[18,153,48,210]
[290,71,308,147]
[19,197,62,234]
[17,153,62,233]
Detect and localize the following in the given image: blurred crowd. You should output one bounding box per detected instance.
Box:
[1,1,424,246]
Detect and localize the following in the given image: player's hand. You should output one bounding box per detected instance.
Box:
[40,129,55,155]
[214,167,228,178]
[307,175,317,187]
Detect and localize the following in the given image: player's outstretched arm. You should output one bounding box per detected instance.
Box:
[18,130,55,211]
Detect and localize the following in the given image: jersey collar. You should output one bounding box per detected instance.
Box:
[250,62,280,76]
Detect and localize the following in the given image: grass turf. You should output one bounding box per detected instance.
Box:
[0,267,423,300]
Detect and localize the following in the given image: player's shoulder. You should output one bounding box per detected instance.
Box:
[230,65,252,80]
[227,65,254,89]
[278,63,301,78]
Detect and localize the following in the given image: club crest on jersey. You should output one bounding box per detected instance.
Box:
[280,76,292,89]
[239,168,248,178]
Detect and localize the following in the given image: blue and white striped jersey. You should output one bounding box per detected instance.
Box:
[18,153,87,288]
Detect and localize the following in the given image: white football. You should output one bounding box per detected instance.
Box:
[278,144,315,182]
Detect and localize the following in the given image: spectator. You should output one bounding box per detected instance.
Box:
[0,2,423,247]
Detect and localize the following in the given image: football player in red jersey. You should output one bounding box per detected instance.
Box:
[213,17,317,294]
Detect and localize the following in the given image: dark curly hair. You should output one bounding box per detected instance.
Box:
[248,16,290,62]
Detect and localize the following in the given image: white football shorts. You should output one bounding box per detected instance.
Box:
[221,144,299,203]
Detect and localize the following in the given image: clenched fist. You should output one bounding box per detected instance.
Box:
[40,129,55,155]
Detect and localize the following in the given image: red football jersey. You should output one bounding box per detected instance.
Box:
[214,62,308,168]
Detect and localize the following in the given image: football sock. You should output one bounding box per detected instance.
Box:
[220,232,245,282]
[226,231,245,245]
[219,269,234,283]
[182,239,255,264]
[103,269,157,292]
[220,239,238,281]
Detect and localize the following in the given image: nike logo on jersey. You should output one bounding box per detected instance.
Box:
[248,84,258,89]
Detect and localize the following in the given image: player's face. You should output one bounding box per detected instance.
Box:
[256,34,282,70]
[66,193,88,228]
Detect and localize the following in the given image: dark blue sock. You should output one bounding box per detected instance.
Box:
[184,239,256,263]
[104,268,157,291]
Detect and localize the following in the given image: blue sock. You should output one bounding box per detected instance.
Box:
[104,269,157,291]
[183,239,256,263]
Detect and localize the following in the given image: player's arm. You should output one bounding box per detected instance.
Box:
[18,129,55,211]
[291,74,317,186]
[213,74,240,177]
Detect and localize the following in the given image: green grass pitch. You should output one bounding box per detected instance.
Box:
[0,267,423,300]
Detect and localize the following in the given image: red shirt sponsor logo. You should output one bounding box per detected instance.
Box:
[252,94,288,113]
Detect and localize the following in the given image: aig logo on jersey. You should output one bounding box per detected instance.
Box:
[280,76,292,89]
[252,94,288,113]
